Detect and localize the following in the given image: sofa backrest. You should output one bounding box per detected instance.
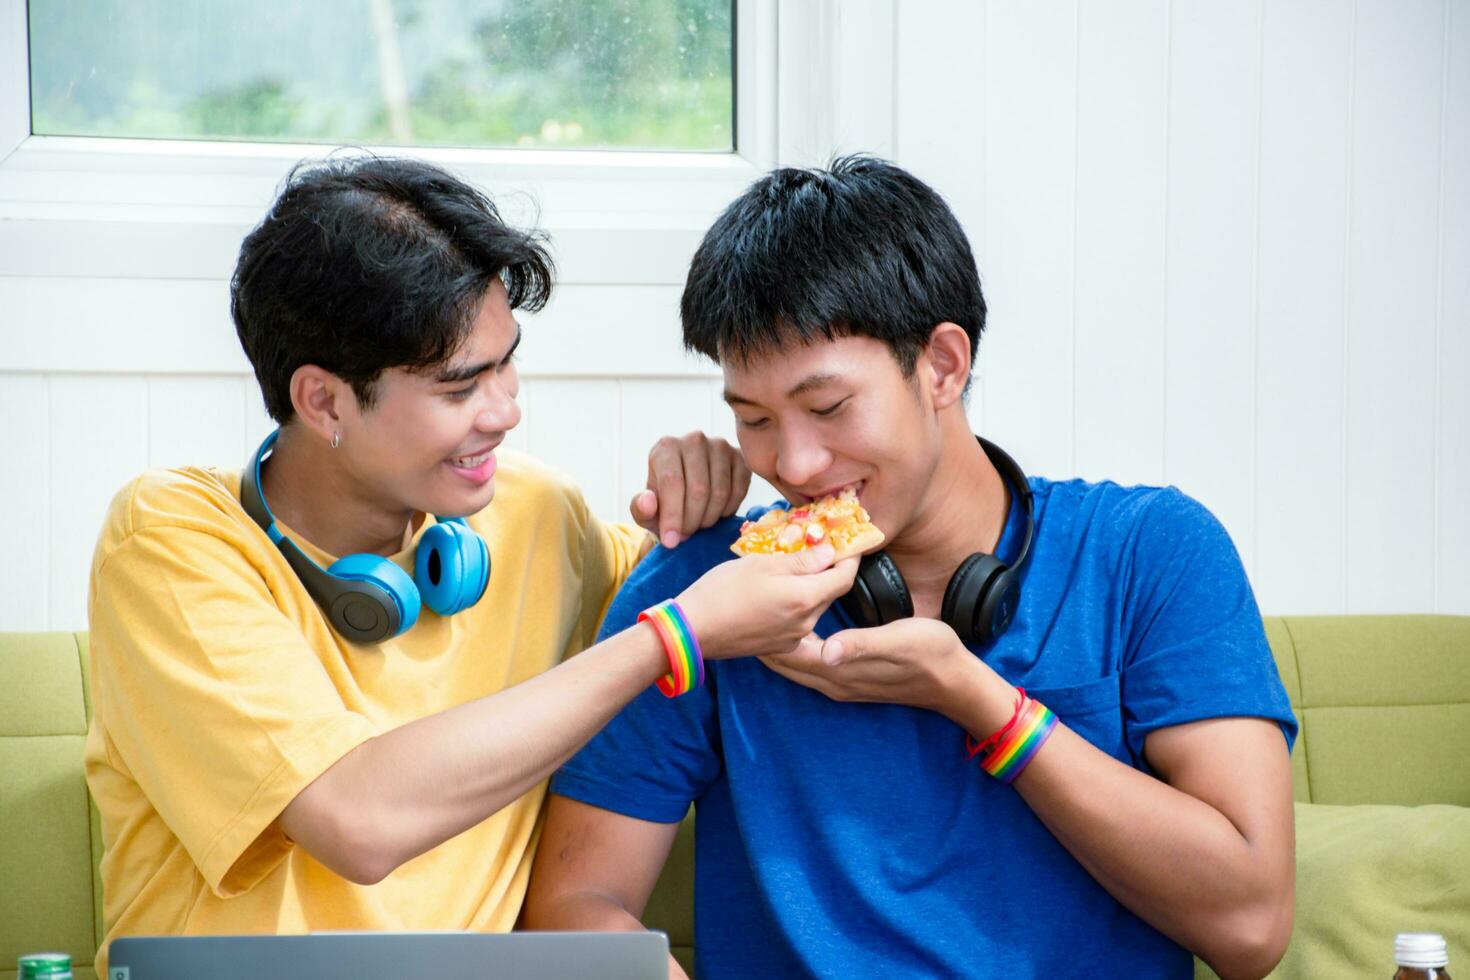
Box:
[0,632,102,980]
[1266,615,1470,806]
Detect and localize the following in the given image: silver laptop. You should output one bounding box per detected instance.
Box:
[105,931,670,980]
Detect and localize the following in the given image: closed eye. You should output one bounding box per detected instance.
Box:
[813,397,849,417]
[446,382,477,400]
[737,416,770,429]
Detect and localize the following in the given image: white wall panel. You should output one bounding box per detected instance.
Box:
[1346,0,1445,612]
[516,285,705,377]
[978,0,1077,479]
[0,218,706,287]
[893,1,987,267]
[148,375,248,471]
[0,279,708,378]
[0,277,244,373]
[831,0,897,160]
[1072,0,1169,488]
[617,380,714,535]
[1438,0,1470,613]
[525,379,622,524]
[1254,0,1353,614]
[47,376,147,630]
[2,0,1467,629]
[0,375,48,629]
[1163,0,1264,572]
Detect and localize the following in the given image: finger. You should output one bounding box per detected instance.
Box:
[700,439,733,529]
[647,440,686,549]
[754,633,824,675]
[774,632,826,667]
[802,555,860,602]
[723,449,753,518]
[675,434,712,540]
[784,543,837,574]
[628,488,659,531]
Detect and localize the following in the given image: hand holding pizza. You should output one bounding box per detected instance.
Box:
[673,544,859,661]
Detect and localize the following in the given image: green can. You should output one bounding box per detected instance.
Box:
[18,953,73,979]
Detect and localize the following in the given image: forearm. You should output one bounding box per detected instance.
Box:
[284,623,667,882]
[521,847,689,980]
[524,891,689,980]
[523,887,647,932]
[943,666,1290,978]
[1010,726,1288,975]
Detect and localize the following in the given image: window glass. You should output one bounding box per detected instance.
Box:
[28,0,734,151]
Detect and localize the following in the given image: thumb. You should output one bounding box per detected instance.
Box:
[630,489,658,526]
[784,543,836,574]
[821,629,857,665]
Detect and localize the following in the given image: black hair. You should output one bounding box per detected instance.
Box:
[680,155,986,382]
[231,154,553,423]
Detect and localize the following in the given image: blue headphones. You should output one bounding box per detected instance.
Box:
[240,430,491,643]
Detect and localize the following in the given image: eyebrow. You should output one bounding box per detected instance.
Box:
[434,324,522,384]
[723,372,842,407]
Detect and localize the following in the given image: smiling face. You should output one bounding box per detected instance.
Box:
[722,333,948,539]
[333,278,523,519]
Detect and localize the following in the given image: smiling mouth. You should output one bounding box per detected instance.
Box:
[449,450,494,469]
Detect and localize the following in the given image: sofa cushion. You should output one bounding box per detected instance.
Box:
[1195,801,1470,979]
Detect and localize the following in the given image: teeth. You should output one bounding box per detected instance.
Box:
[450,452,492,468]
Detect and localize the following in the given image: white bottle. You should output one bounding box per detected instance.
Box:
[1394,932,1452,980]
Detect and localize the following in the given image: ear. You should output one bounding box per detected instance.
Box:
[289,364,352,445]
[922,322,973,411]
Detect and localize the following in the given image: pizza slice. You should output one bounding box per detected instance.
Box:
[730,487,885,561]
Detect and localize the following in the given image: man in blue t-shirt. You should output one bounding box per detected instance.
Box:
[523,156,1298,979]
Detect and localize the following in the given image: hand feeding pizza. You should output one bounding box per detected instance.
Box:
[730,488,885,561]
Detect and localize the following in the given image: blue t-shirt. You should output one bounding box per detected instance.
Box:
[553,477,1298,979]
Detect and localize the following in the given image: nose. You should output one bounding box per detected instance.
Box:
[774,424,834,489]
[477,379,521,434]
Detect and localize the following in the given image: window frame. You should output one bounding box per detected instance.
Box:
[0,0,896,287]
[0,0,787,281]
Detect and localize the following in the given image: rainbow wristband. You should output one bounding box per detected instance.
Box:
[638,600,705,698]
[980,696,1058,784]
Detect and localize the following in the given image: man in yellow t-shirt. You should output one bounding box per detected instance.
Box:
[84,155,860,971]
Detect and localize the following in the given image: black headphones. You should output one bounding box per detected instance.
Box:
[837,437,1034,644]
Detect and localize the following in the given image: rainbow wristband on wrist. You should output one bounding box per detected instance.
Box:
[979,695,1058,784]
[638,599,705,698]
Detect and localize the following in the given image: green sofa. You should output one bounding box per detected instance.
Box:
[3,617,1467,979]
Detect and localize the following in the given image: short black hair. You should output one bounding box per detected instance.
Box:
[681,155,985,381]
[231,154,553,423]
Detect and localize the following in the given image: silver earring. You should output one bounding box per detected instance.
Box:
[330,431,341,449]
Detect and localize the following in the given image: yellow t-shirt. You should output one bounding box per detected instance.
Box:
[83,450,648,970]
